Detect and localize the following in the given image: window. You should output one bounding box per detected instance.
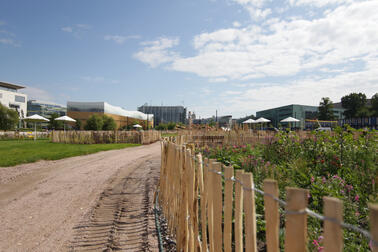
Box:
[15,95,25,103]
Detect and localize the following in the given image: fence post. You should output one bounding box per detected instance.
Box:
[369,204,378,252]
[235,169,244,252]
[284,187,308,252]
[187,149,195,252]
[224,166,234,252]
[242,172,257,252]
[323,197,343,252]
[263,179,279,252]
[200,157,209,252]
[207,159,216,252]
[212,162,223,252]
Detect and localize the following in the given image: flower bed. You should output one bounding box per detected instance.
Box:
[199,127,377,251]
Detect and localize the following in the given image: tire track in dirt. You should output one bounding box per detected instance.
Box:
[70,158,160,251]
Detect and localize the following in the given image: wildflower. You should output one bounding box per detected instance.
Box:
[322,177,326,183]
[307,192,311,199]
[355,211,360,217]
[318,236,324,241]
[354,195,359,202]
[340,189,345,194]
[311,176,315,183]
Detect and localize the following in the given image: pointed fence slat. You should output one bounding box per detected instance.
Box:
[370,204,378,252]
[242,172,257,252]
[223,166,234,252]
[284,187,308,252]
[323,197,343,252]
[234,169,244,252]
[263,179,279,252]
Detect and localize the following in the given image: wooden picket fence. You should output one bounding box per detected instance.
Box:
[159,139,378,252]
[51,130,161,144]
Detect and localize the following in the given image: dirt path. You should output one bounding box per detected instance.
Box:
[0,142,161,252]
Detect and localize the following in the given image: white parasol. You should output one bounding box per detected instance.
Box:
[23,114,49,141]
[55,116,76,131]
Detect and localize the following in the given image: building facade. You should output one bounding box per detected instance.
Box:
[256,104,346,129]
[0,81,27,119]
[27,100,66,118]
[137,105,186,126]
[67,101,153,129]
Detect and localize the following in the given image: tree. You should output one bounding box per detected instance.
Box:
[0,104,19,130]
[84,115,104,130]
[74,119,82,130]
[102,115,116,130]
[341,93,367,119]
[48,113,63,130]
[318,97,335,120]
[371,93,378,117]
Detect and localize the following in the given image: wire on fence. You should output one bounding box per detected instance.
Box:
[195,157,377,246]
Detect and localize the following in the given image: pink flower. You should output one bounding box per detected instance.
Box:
[307,193,311,199]
[322,177,326,183]
[318,246,324,252]
[340,189,344,194]
[354,195,359,202]
[311,176,315,183]
[355,211,360,217]
[313,240,319,246]
[318,236,324,241]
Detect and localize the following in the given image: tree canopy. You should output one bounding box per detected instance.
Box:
[341,93,367,119]
[84,115,104,130]
[102,115,116,130]
[371,93,378,117]
[318,97,335,120]
[0,104,19,130]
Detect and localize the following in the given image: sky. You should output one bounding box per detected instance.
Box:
[0,0,377,118]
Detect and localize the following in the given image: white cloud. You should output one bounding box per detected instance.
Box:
[61,27,73,33]
[232,0,271,20]
[23,87,55,102]
[0,38,20,47]
[76,24,91,30]
[233,21,241,27]
[134,37,180,68]
[104,35,141,44]
[289,0,357,8]
[164,1,378,82]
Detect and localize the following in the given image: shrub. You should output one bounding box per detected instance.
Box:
[102,115,116,130]
[0,104,19,130]
[84,115,103,130]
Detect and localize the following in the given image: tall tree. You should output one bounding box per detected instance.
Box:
[318,97,335,120]
[0,104,19,130]
[102,115,116,130]
[341,93,367,118]
[371,93,378,117]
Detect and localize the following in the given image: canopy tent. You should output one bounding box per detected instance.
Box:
[55,116,76,131]
[23,114,49,141]
[255,117,271,123]
[280,116,300,129]
[242,118,256,124]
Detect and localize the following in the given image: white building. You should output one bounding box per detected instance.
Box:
[0,81,28,119]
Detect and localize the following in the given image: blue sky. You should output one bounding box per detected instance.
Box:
[1,0,377,117]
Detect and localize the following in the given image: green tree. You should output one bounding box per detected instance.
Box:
[74,119,82,130]
[48,113,63,130]
[341,93,367,118]
[102,115,116,130]
[318,97,335,120]
[0,104,19,130]
[370,93,378,117]
[84,115,104,130]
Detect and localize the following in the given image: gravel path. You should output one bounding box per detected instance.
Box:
[0,142,161,252]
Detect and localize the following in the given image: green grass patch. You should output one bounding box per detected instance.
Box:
[0,139,140,167]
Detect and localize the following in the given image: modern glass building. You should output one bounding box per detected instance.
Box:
[0,81,27,119]
[27,100,66,118]
[256,104,346,129]
[67,101,153,129]
[137,105,186,126]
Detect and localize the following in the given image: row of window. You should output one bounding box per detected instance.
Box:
[0,93,26,103]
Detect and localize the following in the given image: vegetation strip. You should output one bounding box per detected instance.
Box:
[0,139,140,167]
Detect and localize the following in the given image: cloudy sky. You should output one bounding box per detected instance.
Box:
[0,0,377,117]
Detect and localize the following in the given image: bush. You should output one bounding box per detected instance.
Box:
[84,115,104,130]
[0,104,19,130]
[74,119,82,130]
[102,115,116,130]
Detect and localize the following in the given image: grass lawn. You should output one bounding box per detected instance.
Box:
[0,139,140,167]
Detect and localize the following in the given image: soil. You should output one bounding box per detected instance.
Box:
[0,142,161,252]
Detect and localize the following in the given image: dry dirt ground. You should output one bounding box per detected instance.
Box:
[0,142,161,252]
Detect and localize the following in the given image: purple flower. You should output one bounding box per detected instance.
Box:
[354,195,359,202]
[322,177,326,183]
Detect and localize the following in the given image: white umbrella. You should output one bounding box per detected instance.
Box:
[280,116,300,129]
[55,116,76,131]
[242,118,256,123]
[133,124,143,128]
[280,117,300,123]
[255,117,271,123]
[23,114,49,141]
